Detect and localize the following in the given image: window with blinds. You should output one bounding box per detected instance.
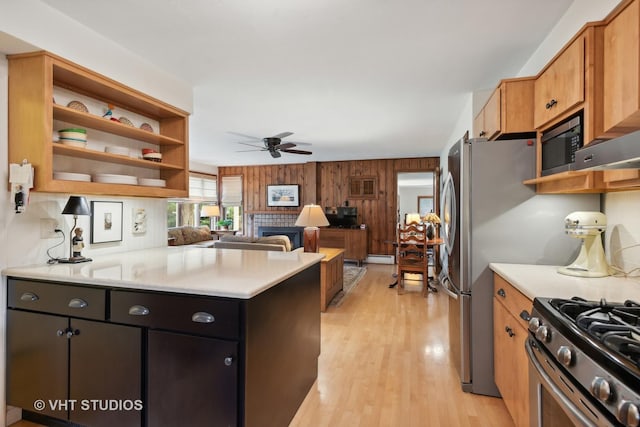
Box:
[221,175,242,206]
[189,173,218,201]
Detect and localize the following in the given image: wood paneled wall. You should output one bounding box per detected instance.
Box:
[219,157,439,255]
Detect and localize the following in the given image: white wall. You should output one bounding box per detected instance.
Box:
[441,0,639,271]
[0,3,196,423]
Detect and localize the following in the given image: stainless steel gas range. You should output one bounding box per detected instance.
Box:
[526,297,640,427]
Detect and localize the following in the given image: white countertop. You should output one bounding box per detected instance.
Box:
[2,247,324,299]
[490,263,640,303]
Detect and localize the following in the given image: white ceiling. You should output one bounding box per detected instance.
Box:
[38,0,574,167]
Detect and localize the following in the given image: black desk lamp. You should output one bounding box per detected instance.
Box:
[59,196,92,264]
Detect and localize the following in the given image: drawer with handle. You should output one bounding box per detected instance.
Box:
[7,278,106,320]
[110,290,241,339]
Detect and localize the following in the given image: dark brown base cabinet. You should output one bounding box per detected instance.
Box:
[7,310,142,427]
[6,263,320,427]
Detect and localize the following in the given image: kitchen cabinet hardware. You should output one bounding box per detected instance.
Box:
[67,298,88,309]
[224,356,234,366]
[545,99,558,109]
[192,311,215,323]
[520,310,531,321]
[128,305,150,316]
[479,131,486,137]
[494,273,533,426]
[20,292,38,302]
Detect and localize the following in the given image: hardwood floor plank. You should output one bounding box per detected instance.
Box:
[289,264,514,427]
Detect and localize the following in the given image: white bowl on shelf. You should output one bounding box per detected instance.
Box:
[93,173,138,185]
[53,172,91,182]
[138,178,166,187]
[57,139,87,148]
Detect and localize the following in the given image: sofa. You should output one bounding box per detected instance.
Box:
[168,226,215,248]
[213,234,299,252]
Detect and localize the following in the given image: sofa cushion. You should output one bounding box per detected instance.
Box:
[220,235,257,243]
[181,226,213,245]
[256,235,292,252]
[168,228,185,246]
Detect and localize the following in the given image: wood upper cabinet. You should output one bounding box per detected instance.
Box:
[602,0,640,138]
[534,35,585,129]
[493,273,532,427]
[474,78,535,140]
[8,51,189,198]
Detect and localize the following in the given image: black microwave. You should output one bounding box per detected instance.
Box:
[540,114,583,176]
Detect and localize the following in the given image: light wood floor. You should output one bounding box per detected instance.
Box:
[289,263,515,427]
[10,264,515,427]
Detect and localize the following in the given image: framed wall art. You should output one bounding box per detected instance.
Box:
[267,184,300,207]
[91,201,123,243]
[418,196,433,216]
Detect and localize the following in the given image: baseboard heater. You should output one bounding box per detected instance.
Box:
[366,254,395,264]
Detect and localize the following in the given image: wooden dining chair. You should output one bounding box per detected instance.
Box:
[396,222,428,295]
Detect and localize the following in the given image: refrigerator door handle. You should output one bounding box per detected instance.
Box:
[439,272,459,299]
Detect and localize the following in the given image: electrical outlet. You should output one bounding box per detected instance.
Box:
[40,218,59,239]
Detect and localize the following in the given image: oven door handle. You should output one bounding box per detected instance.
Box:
[526,340,598,427]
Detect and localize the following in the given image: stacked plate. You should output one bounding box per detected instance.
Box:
[138,178,166,187]
[105,146,131,156]
[93,173,138,185]
[58,128,87,148]
[54,172,91,182]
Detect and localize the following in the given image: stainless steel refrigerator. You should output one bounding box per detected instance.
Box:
[439,137,600,397]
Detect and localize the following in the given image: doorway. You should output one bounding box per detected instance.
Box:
[397,172,436,223]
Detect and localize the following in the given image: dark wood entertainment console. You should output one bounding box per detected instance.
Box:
[319,227,368,265]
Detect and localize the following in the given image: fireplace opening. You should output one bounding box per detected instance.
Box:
[257,226,305,250]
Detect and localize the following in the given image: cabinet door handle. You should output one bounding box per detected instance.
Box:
[68,298,88,309]
[192,312,215,323]
[128,305,150,316]
[20,292,39,302]
[497,288,506,298]
[479,131,486,137]
[224,357,233,366]
[520,310,531,321]
[545,98,557,109]
[505,326,515,338]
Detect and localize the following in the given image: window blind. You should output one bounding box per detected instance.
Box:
[221,176,242,206]
[189,174,217,201]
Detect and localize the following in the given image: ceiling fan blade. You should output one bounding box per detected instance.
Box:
[271,132,293,139]
[281,149,312,155]
[277,142,296,150]
[284,140,312,146]
[228,131,261,140]
[237,141,263,148]
[270,150,282,158]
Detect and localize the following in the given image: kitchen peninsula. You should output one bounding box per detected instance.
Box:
[3,247,324,427]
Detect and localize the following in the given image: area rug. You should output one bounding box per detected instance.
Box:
[328,265,367,308]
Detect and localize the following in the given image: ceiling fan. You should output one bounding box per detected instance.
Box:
[230,131,312,158]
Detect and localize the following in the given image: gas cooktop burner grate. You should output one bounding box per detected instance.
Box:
[549,297,640,368]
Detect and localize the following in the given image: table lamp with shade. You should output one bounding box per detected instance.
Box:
[58,195,92,264]
[405,212,422,224]
[295,204,329,252]
[200,204,220,229]
[423,211,441,240]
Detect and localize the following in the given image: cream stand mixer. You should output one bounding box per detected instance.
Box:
[558,211,609,278]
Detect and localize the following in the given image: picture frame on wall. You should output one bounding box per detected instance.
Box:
[417,196,433,216]
[91,201,123,243]
[267,184,300,207]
